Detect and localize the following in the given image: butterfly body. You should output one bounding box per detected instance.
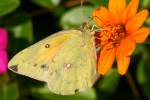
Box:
[8,24,97,95]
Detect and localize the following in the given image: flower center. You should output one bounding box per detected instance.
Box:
[99,24,126,47]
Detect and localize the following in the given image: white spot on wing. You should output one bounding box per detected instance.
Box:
[64,63,72,69]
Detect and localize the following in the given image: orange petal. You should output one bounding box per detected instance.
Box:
[116,44,130,75]
[119,36,136,56]
[98,43,115,75]
[109,0,126,24]
[93,7,111,26]
[126,10,149,33]
[122,0,139,23]
[131,28,150,43]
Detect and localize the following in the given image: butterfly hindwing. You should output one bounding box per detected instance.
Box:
[47,30,96,95]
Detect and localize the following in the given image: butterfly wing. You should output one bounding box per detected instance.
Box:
[8,29,97,95]
[8,30,79,82]
[47,31,97,95]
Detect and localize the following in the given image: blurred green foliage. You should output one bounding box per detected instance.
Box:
[60,6,94,29]
[0,0,20,17]
[0,0,150,100]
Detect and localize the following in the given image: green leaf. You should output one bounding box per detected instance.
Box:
[144,42,150,46]
[145,16,150,27]
[136,47,150,100]
[132,44,144,55]
[60,6,94,29]
[32,86,97,100]
[0,74,9,85]
[98,68,120,99]
[91,0,108,7]
[4,12,33,55]
[31,0,60,8]
[9,19,33,42]
[0,0,20,17]
[0,83,19,100]
[140,0,150,9]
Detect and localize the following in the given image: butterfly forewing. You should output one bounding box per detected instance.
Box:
[8,30,79,81]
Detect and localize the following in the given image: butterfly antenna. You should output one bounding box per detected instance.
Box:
[81,0,86,23]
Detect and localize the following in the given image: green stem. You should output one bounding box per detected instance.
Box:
[125,71,141,100]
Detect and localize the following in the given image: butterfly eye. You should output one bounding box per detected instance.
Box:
[45,44,50,48]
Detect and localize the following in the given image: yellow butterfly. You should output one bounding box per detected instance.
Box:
[8,23,97,95]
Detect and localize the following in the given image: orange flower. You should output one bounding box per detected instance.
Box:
[93,0,150,75]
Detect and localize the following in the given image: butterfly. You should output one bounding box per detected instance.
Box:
[8,23,97,95]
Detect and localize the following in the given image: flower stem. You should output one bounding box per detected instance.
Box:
[125,71,141,100]
[31,9,49,17]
